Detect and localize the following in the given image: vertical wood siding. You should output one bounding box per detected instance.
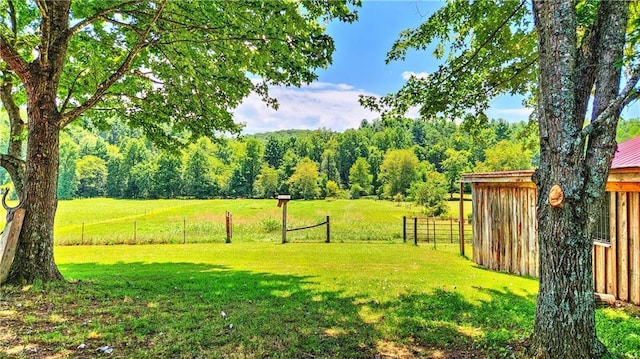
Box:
[472,183,640,305]
[471,183,538,277]
[593,192,640,304]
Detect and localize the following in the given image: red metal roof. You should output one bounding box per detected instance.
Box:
[612,136,640,169]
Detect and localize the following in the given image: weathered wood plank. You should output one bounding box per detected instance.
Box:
[527,187,538,277]
[508,188,516,271]
[516,188,525,275]
[472,183,480,265]
[490,187,500,271]
[607,192,618,296]
[592,244,596,288]
[511,187,520,274]
[594,292,616,307]
[617,192,629,301]
[0,208,25,283]
[522,187,529,276]
[595,245,606,293]
[629,192,640,305]
[605,182,640,192]
[485,188,493,270]
[499,187,507,271]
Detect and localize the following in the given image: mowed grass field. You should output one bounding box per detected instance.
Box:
[1,243,639,358]
[1,198,639,358]
[5,243,537,358]
[49,198,472,245]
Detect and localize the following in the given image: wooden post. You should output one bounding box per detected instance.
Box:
[433,217,437,250]
[459,181,466,256]
[183,217,186,244]
[413,217,418,245]
[282,202,287,244]
[278,195,291,244]
[325,215,330,243]
[134,220,137,244]
[81,221,85,245]
[225,211,232,243]
[403,216,407,243]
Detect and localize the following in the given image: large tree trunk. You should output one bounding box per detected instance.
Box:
[530,0,629,357]
[1,0,72,284]
[4,90,63,284]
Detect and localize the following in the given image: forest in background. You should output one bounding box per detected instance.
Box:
[2,113,639,215]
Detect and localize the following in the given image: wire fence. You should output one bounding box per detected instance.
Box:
[402,216,473,247]
[53,208,473,246]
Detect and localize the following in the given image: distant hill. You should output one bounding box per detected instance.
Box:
[248,128,335,142]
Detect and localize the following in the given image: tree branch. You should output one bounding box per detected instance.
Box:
[67,0,143,37]
[579,66,640,139]
[8,0,17,37]
[0,34,31,83]
[59,68,90,113]
[451,0,526,75]
[59,0,168,128]
[0,153,25,198]
[98,17,145,35]
[36,0,51,65]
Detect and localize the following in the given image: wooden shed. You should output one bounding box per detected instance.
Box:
[461,136,640,305]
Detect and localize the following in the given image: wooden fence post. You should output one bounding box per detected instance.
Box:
[403,216,407,243]
[459,181,466,256]
[282,201,288,244]
[432,217,437,249]
[325,216,330,243]
[413,217,418,245]
[225,211,232,243]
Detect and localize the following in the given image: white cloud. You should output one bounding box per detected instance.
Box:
[233,82,380,134]
[401,71,429,80]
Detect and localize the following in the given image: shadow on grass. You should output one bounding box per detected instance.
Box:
[55,262,380,358]
[2,262,541,358]
[377,287,536,357]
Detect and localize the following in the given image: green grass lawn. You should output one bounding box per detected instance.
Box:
[1,243,639,358]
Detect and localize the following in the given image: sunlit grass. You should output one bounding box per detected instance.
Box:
[1,243,638,358]
[48,198,472,245]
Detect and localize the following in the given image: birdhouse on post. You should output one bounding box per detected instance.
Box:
[277,195,291,244]
[277,194,291,208]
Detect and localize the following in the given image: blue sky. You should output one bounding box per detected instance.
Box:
[234,1,636,134]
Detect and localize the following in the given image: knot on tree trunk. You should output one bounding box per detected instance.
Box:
[549,184,564,208]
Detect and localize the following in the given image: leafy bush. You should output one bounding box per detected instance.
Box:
[261,217,281,233]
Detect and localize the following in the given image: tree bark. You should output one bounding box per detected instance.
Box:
[530,0,629,357]
[0,76,26,198]
[5,84,64,283]
[2,0,71,284]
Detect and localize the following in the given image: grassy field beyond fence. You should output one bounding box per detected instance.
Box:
[49,198,472,245]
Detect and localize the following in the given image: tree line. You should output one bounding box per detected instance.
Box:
[3,114,638,216]
[49,116,544,214]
